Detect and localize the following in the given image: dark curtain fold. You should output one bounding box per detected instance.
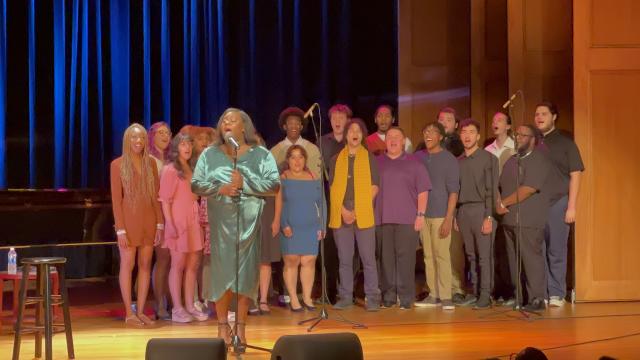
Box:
[0,0,397,189]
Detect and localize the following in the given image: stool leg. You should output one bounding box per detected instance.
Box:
[44,265,53,360]
[53,272,61,319]
[57,264,74,359]
[0,279,4,333]
[12,279,19,317]
[12,264,30,360]
[35,265,43,358]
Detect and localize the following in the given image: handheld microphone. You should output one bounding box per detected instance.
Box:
[303,103,319,119]
[224,131,240,149]
[502,92,518,109]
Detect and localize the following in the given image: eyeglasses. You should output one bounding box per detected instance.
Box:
[156,130,171,136]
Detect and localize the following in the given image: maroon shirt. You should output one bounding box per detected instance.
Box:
[375,153,431,225]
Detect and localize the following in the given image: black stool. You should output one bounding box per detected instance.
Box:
[12,257,75,360]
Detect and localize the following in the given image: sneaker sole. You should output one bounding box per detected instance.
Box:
[414,303,441,308]
[442,306,455,310]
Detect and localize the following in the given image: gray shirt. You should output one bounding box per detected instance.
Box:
[499,149,551,229]
[416,150,460,218]
[458,148,499,217]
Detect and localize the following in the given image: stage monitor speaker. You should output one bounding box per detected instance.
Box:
[270,332,363,360]
[145,338,226,360]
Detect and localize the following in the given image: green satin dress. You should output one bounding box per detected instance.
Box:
[191,145,280,302]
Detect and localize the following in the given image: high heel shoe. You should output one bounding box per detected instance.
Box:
[289,303,304,312]
[302,299,317,311]
[231,323,247,355]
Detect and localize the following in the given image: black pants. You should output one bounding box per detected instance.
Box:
[493,224,514,299]
[503,225,546,303]
[376,224,418,304]
[457,204,495,298]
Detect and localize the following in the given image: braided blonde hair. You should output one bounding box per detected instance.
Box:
[120,123,156,206]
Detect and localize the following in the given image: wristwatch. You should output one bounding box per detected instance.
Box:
[417,212,425,217]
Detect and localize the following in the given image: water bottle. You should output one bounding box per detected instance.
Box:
[7,247,17,274]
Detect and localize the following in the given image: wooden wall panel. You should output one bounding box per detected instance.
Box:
[471,0,508,140]
[508,0,573,131]
[398,0,470,148]
[574,0,640,301]
[591,0,640,46]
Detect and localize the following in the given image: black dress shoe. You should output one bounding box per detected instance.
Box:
[472,295,492,310]
[524,298,546,312]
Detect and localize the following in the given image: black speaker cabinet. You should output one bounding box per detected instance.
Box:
[145,338,227,360]
[271,332,363,360]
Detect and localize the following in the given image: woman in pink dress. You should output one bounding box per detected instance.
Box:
[159,133,207,323]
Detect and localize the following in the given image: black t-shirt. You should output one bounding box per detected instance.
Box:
[539,129,584,204]
[443,133,464,158]
[499,149,551,229]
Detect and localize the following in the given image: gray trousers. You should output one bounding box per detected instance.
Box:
[503,225,546,303]
[376,224,418,304]
[457,203,496,297]
[544,195,570,298]
[334,224,380,300]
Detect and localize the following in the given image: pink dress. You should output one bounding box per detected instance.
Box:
[159,165,203,252]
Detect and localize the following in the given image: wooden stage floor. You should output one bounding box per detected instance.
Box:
[2,299,640,359]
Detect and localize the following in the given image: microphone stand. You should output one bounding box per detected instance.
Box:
[297,104,366,332]
[227,142,272,356]
[481,95,541,321]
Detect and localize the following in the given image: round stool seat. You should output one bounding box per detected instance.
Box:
[21,257,67,265]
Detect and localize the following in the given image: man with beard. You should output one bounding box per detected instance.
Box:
[496,124,551,311]
[456,119,499,309]
[366,105,413,155]
[533,102,584,307]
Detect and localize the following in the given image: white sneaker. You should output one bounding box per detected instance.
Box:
[194,300,208,313]
[171,308,194,323]
[188,308,209,322]
[548,296,565,307]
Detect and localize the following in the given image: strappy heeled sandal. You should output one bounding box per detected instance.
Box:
[217,321,232,346]
[137,313,156,325]
[125,314,144,327]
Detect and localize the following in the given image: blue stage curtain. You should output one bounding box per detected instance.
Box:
[0,0,397,189]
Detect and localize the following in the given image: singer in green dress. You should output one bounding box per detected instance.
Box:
[191,108,280,347]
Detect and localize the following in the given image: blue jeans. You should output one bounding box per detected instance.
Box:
[544,195,570,298]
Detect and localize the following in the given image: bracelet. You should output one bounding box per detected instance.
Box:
[156,223,165,230]
[116,229,127,236]
[416,212,425,217]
